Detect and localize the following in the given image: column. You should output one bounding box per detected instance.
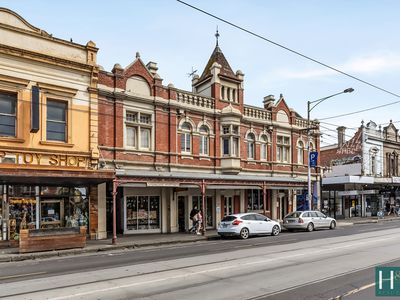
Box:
[35,186,39,230]
[97,183,107,239]
[271,190,278,219]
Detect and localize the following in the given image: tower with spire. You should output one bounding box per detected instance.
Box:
[192,30,244,110]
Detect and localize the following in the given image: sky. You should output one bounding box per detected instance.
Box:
[2,0,400,146]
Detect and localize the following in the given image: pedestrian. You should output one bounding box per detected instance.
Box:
[189,206,199,233]
[386,202,391,215]
[390,205,395,216]
[196,210,203,235]
[190,206,198,226]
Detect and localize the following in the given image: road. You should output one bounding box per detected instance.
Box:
[0,221,399,299]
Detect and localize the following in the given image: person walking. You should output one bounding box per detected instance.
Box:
[196,210,203,235]
[189,206,199,233]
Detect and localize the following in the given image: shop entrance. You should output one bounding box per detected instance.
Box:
[222,196,234,218]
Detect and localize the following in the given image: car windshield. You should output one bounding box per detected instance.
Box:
[221,216,237,222]
[286,212,302,218]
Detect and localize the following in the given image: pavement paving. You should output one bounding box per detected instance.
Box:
[0,215,399,263]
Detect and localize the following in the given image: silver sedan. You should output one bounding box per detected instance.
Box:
[283,211,336,232]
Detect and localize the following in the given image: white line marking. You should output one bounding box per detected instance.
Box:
[0,272,47,280]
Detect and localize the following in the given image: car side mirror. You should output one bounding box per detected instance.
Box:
[324,215,327,218]
[265,219,270,222]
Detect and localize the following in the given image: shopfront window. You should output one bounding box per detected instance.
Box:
[247,189,265,211]
[8,185,36,240]
[126,196,160,231]
[40,186,89,229]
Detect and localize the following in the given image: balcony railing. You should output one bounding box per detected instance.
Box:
[243,106,272,121]
[176,91,215,109]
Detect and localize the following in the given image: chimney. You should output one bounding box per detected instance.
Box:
[263,95,275,109]
[337,126,346,147]
[146,61,158,76]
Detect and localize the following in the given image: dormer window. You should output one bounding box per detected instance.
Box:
[232,89,237,103]
[221,86,225,100]
[227,88,231,101]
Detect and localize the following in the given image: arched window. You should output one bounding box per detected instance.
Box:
[221,86,225,100]
[180,122,192,154]
[260,135,268,160]
[297,141,304,164]
[199,125,209,156]
[247,133,256,159]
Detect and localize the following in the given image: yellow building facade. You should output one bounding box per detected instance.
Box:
[0,8,112,244]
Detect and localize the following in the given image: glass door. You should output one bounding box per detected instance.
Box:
[192,196,213,227]
[224,196,233,216]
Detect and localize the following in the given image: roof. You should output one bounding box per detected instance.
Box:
[199,45,236,80]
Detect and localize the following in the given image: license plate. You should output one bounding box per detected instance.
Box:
[288,220,295,223]
[222,224,228,228]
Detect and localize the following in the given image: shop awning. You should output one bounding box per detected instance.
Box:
[0,165,114,185]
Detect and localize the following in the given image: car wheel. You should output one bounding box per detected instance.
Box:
[240,228,249,239]
[329,221,336,229]
[306,222,314,232]
[271,225,280,236]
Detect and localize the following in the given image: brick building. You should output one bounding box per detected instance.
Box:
[98,40,320,235]
[321,120,400,219]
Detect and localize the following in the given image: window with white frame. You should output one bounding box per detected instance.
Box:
[125,111,151,150]
[277,135,290,163]
[180,122,192,154]
[297,140,305,164]
[221,124,240,157]
[47,99,67,142]
[247,132,255,159]
[199,125,209,156]
[0,92,17,137]
[260,135,268,160]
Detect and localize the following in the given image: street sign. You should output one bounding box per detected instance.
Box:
[309,151,318,167]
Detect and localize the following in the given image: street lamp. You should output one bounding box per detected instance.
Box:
[307,88,354,210]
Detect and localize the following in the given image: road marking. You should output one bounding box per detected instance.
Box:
[46,236,397,300]
[329,282,375,299]
[0,272,47,280]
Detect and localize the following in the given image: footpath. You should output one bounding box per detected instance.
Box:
[0,216,399,263]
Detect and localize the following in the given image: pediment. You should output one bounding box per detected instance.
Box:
[0,8,46,34]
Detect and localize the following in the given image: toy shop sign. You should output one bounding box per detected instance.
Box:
[0,150,90,168]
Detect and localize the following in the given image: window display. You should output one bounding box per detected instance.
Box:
[247,189,265,211]
[8,185,36,240]
[126,195,160,231]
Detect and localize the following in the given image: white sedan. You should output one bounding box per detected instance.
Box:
[217,213,281,239]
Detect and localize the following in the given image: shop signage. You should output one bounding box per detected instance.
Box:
[0,150,90,168]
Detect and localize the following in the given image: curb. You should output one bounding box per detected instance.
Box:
[0,235,219,263]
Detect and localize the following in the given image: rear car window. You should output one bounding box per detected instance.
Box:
[221,216,237,222]
[303,212,310,218]
[310,212,318,217]
[286,212,302,218]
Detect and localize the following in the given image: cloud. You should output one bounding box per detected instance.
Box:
[276,52,400,79]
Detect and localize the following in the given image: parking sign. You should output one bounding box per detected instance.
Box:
[309,151,318,167]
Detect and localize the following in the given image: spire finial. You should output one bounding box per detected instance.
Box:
[215,26,220,46]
